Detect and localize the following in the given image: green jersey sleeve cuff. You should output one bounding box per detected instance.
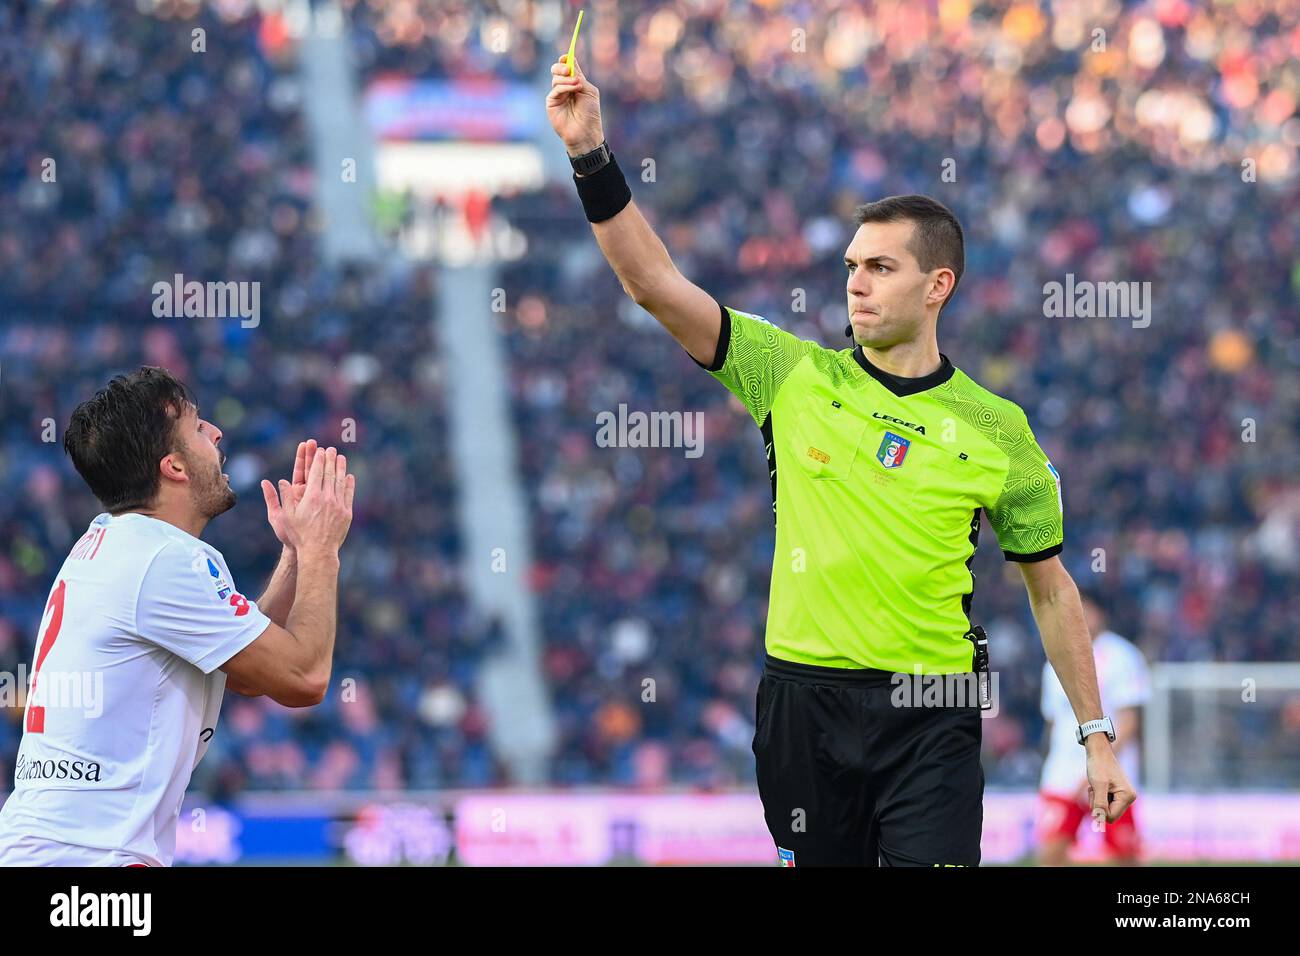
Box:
[688,300,730,373]
[1003,542,1064,563]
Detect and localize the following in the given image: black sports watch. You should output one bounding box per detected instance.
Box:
[569,140,612,177]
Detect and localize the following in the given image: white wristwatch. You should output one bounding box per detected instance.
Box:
[1076,716,1116,745]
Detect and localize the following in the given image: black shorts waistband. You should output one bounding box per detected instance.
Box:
[762,653,900,688]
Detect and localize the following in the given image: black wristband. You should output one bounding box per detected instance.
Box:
[573,151,632,223]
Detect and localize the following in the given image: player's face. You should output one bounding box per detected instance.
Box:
[844,220,939,349]
[175,404,235,519]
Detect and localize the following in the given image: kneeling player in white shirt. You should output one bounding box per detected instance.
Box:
[1036,591,1150,865]
[0,367,356,866]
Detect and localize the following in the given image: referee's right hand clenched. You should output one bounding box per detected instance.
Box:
[547,55,606,159]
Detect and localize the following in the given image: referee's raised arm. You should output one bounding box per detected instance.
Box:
[547,54,721,366]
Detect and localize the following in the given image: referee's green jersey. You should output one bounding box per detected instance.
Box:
[695,304,1064,673]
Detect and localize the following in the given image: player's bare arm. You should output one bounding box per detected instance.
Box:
[1020,556,1137,822]
[547,54,720,365]
[226,545,295,696]
[253,438,318,626]
[254,550,296,627]
[225,439,317,696]
[221,445,355,707]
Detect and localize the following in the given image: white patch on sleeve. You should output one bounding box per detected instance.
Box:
[728,308,770,326]
[1046,460,1062,513]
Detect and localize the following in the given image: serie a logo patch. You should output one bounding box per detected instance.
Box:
[777,847,796,867]
[191,549,250,617]
[1046,459,1062,511]
[876,430,910,468]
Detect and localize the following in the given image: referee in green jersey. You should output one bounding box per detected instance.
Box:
[548,54,1136,866]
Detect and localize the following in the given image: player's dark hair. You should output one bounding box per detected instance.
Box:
[854,195,965,313]
[64,367,195,513]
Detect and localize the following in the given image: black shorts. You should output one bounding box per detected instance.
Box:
[753,653,984,867]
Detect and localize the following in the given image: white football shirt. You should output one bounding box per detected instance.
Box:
[0,512,269,866]
[1039,630,1150,798]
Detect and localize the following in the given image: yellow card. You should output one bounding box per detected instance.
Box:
[567,10,584,76]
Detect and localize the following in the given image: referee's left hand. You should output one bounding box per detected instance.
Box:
[1085,741,1137,824]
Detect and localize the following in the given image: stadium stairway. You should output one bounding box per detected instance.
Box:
[298,1,557,783]
[435,265,557,784]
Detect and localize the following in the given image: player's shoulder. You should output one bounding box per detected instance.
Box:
[110,515,227,584]
[69,512,172,572]
[1097,630,1148,667]
[134,534,246,623]
[109,513,201,555]
[149,535,226,577]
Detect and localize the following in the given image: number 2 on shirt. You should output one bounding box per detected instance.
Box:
[26,579,67,733]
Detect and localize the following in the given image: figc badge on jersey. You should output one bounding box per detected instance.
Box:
[876,431,910,469]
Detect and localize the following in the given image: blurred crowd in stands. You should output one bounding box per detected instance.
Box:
[1,0,1297,795]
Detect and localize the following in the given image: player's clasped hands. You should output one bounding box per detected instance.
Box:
[261,441,355,556]
[262,439,313,550]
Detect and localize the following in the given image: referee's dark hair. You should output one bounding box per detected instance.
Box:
[854,195,965,314]
[64,366,195,513]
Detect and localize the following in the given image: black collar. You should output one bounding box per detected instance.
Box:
[852,347,955,397]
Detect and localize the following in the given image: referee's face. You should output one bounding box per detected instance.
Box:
[844,220,934,349]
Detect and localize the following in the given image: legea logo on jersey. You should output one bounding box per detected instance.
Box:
[876,431,910,468]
